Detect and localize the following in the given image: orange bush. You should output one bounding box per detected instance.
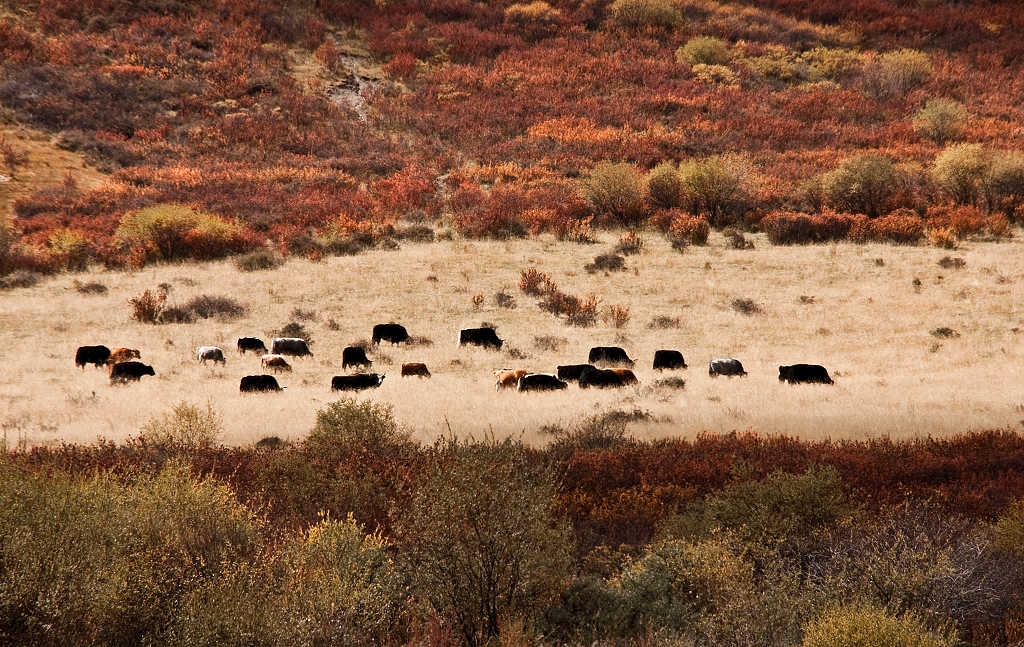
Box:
[667,212,711,247]
[852,209,925,244]
[761,210,865,244]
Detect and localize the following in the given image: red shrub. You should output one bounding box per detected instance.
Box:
[761,210,865,244]
[852,209,925,244]
[383,52,418,79]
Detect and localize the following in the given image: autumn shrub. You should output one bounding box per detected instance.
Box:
[994,498,1024,555]
[928,226,957,249]
[821,153,899,218]
[272,321,311,342]
[382,51,417,78]
[677,36,732,65]
[667,212,710,248]
[129,287,167,323]
[47,228,92,271]
[802,603,957,647]
[0,461,261,647]
[0,270,41,290]
[678,154,756,227]
[762,210,862,244]
[922,205,989,239]
[645,162,682,209]
[584,253,625,273]
[852,209,925,244]
[580,161,647,226]
[139,401,223,448]
[913,98,969,144]
[235,248,284,272]
[393,438,573,647]
[932,143,990,206]
[519,267,552,295]
[608,0,683,30]
[116,204,254,264]
[453,186,528,239]
[602,304,630,328]
[861,48,933,99]
[73,279,107,295]
[615,230,644,255]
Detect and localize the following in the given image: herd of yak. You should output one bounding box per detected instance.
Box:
[74,323,835,394]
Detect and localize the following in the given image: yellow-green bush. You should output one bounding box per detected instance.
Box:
[913,98,969,144]
[116,203,252,262]
[677,36,732,65]
[608,0,683,30]
[984,149,1024,217]
[504,1,563,40]
[931,143,990,206]
[139,400,223,448]
[994,498,1024,554]
[802,603,957,647]
[0,461,261,646]
[678,153,756,226]
[581,161,648,225]
[821,153,899,218]
[393,439,573,647]
[47,228,92,271]
[691,62,739,87]
[305,398,412,458]
[646,161,683,209]
[862,48,933,99]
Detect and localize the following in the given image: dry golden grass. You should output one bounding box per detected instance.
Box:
[2,231,1022,447]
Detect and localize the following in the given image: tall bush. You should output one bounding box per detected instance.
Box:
[393,439,573,646]
[646,161,682,209]
[931,143,991,206]
[116,203,253,263]
[581,161,647,226]
[912,98,968,144]
[861,49,933,99]
[821,153,899,218]
[678,154,756,227]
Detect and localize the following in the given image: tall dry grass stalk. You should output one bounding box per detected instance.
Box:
[1,232,1022,446]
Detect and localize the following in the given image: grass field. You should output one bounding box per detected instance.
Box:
[2,231,1022,447]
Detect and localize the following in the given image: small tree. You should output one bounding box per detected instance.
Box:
[678,154,756,227]
[912,98,969,144]
[931,143,991,206]
[581,161,647,225]
[821,153,898,218]
[393,439,573,646]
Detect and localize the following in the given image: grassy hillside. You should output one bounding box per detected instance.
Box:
[1,0,1023,272]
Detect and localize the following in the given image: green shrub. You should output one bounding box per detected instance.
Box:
[994,498,1024,554]
[608,0,683,30]
[393,439,573,647]
[985,149,1024,217]
[913,98,969,144]
[821,153,899,218]
[306,399,411,459]
[581,161,647,225]
[801,603,957,647]
[0,461,261,646]
[545,410,637,456]
[690,62,739,87]
[661,465,848,547]
[678,36,731,65]
[931,143,990,206]
[140,400,223,448]
[646,161,683,209]
[804,46,862,82]
[276,514,405,647]
[234,248,284,272]
[116,203,253,263]
[678,154,756,227]
[862,48,933,99]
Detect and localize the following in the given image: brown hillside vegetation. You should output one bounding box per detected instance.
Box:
[2,233,1021,447]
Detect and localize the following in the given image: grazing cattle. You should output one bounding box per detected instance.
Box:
[272,337,312,357]
[260,354,292,373]
[517,373,568,392]
[494,368,529,391]
[653,350,687,370]
[105,347,141,366]
[401,362,431,378]
[588,346,635,367]
[75,345,110,369]
[342,346,372,369]
[609,368,639,385]
[779,364,834,385]
[372,323,409,345]
[110,361,155,384]
[331,373,385,391]
[237,337,268,355]
[459,327,503,350]
[557,364,596,382]
[196,346,226,365]
[240,374,282,392]
[709,358,747,377]
[578,366,628,388]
